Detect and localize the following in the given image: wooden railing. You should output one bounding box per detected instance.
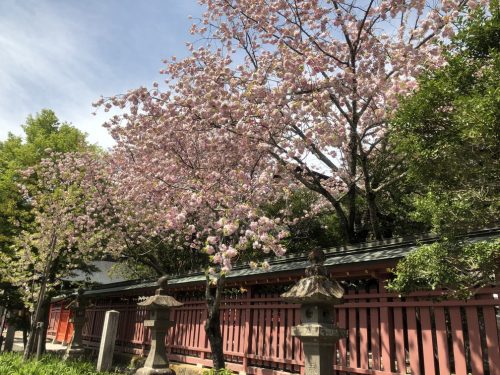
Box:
[48,282,500,375]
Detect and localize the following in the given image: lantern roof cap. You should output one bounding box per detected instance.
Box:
[137,276,183,309]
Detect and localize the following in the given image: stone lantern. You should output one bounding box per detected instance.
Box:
[281,248,346,375]
[64,288,88,360]
[136,276,183,375]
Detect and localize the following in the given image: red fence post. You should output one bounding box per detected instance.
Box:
[242,287,252,372]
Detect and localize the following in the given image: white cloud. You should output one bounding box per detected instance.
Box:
[0,1,118,147]
[0,0,201,148]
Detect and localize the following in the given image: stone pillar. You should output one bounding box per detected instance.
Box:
[64,289,88,360]
[35,321,44,360]
[136,276,183,375]
[3,323,15,352]
[0,307,6,350]
[281,248,346,375]
[97,310,120,372]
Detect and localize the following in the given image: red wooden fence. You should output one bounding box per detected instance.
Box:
[48,281,500,375]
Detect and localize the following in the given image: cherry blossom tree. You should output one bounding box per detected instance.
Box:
[95,0,489,367]
[106,110,288,369]
[101,0,486,244]
[6,152,111,359]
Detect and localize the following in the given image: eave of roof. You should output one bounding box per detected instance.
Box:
[80,227,499,297]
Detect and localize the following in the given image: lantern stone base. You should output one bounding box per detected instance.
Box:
[63,347,86,361]
[293,323,347,375]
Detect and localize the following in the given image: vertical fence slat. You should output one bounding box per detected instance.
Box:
[265,306,272,363]
[465,306,484,375]
[242,293,251,371]
[370,305,380,371]
[420,307,436,375]
[449,307,467,375]
[228,305,235,354]
[393,307,406,373]
[483,304,500,375]
[272,306,279,360]
[406,307,421,375]
[223,306,229,353]
[337,307,347,372]
[286,307,293,372]
[348,302,358,368]
[434,307,451,375]
[257,304,265,366]
[379,298,392,372]
[279,307,285,361]
[293,307,301,371]
[359,306,369,370]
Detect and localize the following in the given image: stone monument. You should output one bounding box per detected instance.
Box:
[135,276,183,375]
[281,248,346,375]
[97,310,120,372]
[64,288,88,360]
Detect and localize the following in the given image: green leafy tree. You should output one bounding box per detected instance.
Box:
[0,110,94,354]
[389,5,500,297]
[0,110,91,254]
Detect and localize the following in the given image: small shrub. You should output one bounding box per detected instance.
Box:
[202,368,234,375]
[0,352,113,375]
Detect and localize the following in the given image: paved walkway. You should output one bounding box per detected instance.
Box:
[11,331,68,353]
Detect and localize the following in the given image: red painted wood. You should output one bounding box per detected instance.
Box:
[223,306,229,353]
[200,307,208,358]
[242,289,252,370]
[465,306,484,375]
[333,365,401,375]
[279,308,285,360]
[379,299,392,372]
[337,307,348,370]
[406,307,420,375]
[348,293,358,368]
[57,283,499,375]
[265,306,272,364]
[188,305,195,349]
[433,307,451,375]
[56,309,70,342]
[257,300,265,366]
[420,307,436,375]
[392,307,405,373]
[369,288,381,371]
[285,307,293,372]
[233,307,240,354]
[482,304,500,375]
[293,307,301,372]
[449,307,467,375]
[359,305,369,370]
[272,307,279,359]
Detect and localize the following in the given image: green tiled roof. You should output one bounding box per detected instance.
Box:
[82,228,499,297]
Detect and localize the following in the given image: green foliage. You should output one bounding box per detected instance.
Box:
[388,239,500,299]
[391,5,500,235]
[0,109,92,250]
[0,110,93,310]
[264,189,343,254]
[202,367,234,375]
[0,352,112,375]
[389,7,500,296]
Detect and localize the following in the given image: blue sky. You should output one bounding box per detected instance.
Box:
[0,0,202,148]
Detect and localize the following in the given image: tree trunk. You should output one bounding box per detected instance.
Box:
[36,297,51,355]
[204,275,226,370]
[206,305,225,370]
[23,277,48,360]
[366,191,382,240]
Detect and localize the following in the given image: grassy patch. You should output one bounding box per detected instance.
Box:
[0,352,112,375]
